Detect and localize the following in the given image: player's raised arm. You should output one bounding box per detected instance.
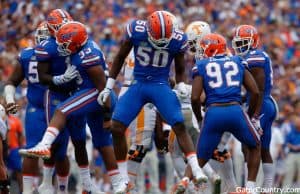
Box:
[243,69,260,118]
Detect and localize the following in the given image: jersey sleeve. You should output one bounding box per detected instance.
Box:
[179,33,188,53]
[80,49,106,69]
[246,52,267,68]
[192,62,203,79]
[34,40,55,61]
[124,20,136,41]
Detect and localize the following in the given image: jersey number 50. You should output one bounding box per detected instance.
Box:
[206,61,240,88]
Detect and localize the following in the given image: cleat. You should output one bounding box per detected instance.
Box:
[19,143,51,159]
[171,177,189,194]
[38,183,55,194]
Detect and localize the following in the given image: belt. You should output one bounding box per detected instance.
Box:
[209,101,240,107]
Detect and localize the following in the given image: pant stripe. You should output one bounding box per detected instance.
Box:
[59,88,97,110]
[60,90,98,114]
[44,90,50,125]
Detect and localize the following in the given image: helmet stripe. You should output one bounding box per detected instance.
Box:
[235,25,242,37]
[57,9,66,19]
[158,11,165,38]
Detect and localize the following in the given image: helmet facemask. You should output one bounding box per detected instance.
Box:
[57,41,72,56]
[232,36,253,56]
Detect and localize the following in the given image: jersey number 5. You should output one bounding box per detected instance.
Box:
[206,61,240,88]
[28,61,39,83]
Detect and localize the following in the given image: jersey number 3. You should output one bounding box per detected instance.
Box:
[206,61,240,88]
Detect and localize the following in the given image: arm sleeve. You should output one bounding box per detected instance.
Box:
[246,53,266,68]
[192,63,203,79]
[81,50,106,69]
[35,42,53,62]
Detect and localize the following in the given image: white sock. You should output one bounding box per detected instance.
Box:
[262,163,274,188]
[244,162,248,186]
[127,160,140,184]
[23,175,35,194]
[186,153,204,177]
[246,181,255,190]
[57,175,69,192]
[203,163,216,180]
[108,169,125,191]
[118,160,129,182]
[41,165,54,185]
[40,127,60,146]
[221,158,238,190]
[79,166,93,191]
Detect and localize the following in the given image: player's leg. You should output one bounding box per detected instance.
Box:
[212,132,237,192]
[149,83,207,183]
[111,83,146,180]
[229,105,261,191]
[88,109,127,193]
[127,104,156,188]
[260,98,277,188]
[67,115,100,194]
[22,105,48,194]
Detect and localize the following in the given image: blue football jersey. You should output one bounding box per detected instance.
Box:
[192,55,248,106]
[34,37,77,92]
[244,49,273,97]
[70,39,108,90]
[18,47,46,108]
[125,20,188,82]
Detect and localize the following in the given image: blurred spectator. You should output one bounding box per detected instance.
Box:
[282,115,300,188]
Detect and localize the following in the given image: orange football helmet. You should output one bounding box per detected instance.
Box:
[47,9,73,36]
[35,21,50,44]
[232,24,259,56]
[200,33,227,57]
[56,22,88,56]
[147,11,174,49]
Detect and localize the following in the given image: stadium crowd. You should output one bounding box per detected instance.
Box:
[0,0,299,193]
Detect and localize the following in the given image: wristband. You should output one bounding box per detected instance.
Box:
[4,85,16,104]
[106,77,116,90]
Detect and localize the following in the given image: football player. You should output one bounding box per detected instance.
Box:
[185,21,238,192]
[17,9,93,194]
[0,103,9,194]
[21,21,128,194]
[4,21,66,194]
[190,33,262,194]
[98,10,208,186]
[232,25,278,189]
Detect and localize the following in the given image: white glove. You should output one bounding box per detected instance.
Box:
[53,65,78,85]
[97,78,115,106]
[176,82,188,98]
[251,117,263,136]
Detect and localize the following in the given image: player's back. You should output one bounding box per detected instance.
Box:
[193,55,247,106]
[126,20,187,83]
[19,47,46,108]
[71,39,107,90]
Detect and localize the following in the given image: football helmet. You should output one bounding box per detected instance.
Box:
[56,21,88,56]
[47,9,73,36]
[161,11,179,30]
[185,21,211,58]
[200,33,227,57]
[232,24,259,56]
[35,21,50,44]
[147,11,174,49]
